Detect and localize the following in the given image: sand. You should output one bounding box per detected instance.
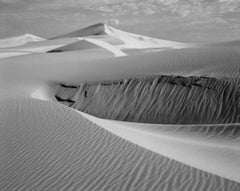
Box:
[55,75,240,124]
[81,111,240,183]
[0,92,240,190]
[0,23,240,190]
[0,34,44,49]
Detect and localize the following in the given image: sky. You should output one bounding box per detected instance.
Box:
[0,0,240,42]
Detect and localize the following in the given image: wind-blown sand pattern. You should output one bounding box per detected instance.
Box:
[55,75,240,124]
[1,23,240,190]
[0,94,240,191]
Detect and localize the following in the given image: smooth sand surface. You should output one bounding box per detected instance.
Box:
[0,92,240,191]
[0,50,34,59]
[1,46,240,91]
[0,34,44,49]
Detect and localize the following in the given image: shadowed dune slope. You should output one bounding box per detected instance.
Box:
[0,94,240,191]
[55,75,240,124]
[51,23,106,39]
[51,23,190,50]
[47,40,100,53]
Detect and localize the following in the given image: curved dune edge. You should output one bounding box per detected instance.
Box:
[1,46,240,92]
[0,23,192,59]
[0,92,240,190]
[80,111,240,183]
[52,23,191,50]
[1,23,240,190]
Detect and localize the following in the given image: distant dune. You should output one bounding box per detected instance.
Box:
[0,34,44,49]
[51,23,107,39]
[47,39,100,52]
[0,23,240,190]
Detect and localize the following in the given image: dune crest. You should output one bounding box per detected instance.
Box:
[0,93,240,190]
[0,34,45,49]
[1,23,240,190]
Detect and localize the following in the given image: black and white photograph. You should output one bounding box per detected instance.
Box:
[0,0,240,190]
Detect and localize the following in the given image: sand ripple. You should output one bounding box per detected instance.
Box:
[0,94,239,190]
[55,75,240,124]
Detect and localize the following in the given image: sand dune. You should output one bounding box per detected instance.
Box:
[51,23,107,39]
[1,46,240,92]
[80,111,240,183]
[0,37,81,57]
[47,39,101,52]
[0,34,44,49]
[1,23,240,190]
[0,92,239,190]
[55,75,240,124]
[0,50,34,58]
[52,23,192,50]
[54,74,240,182]
[78,37,127,57]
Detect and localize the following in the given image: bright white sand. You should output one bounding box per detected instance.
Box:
[104,24,192,50]
[1,46,239,91]
[78,37,127,57]
[0,24,240,190]
[80,112,240,183]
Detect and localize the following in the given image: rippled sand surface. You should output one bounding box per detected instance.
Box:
[1,94,240,191]
[1,23,240,190]
[55,75,240,124]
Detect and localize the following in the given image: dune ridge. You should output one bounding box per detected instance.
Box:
[80,111,240,183]
[1,46,240,92]
[0,34,45,49]
[0,93,240,190]
[1,23,240,190]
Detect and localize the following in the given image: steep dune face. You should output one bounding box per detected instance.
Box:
[51,23,107,39]
[55,75,240,124]
[0,93,240,191]
[47,39,100,52]
[51,23,192,50]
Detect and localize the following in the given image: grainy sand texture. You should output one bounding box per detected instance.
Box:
[0,24,240,190]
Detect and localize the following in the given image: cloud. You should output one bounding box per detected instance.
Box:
[0,0,240,42]
[84,0,240,18]
[1,0,239,17]
[106,19,120,25]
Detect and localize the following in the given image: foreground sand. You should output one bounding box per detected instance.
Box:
[0,91,240,191]
[1,24,240,190]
